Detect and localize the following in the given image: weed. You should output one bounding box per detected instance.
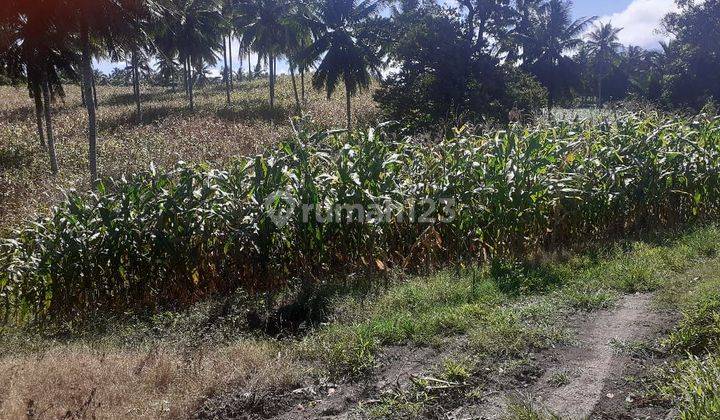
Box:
[548,370,571,387]
[442,357,473,383]
[505,397,561,420]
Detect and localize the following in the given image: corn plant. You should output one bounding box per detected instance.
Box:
[1,111,720,321]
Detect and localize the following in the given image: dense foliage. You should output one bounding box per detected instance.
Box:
[2,112,720,320]
[374,2,547,129]
[661,0,720,109]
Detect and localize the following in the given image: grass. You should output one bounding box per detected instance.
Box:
[0,341,299,418]
[548,370,571,387]
[0,78,377,235]
[649,253,720,419]
[0,225,718,417]
[301,226,720,380]
[505,398,562,420]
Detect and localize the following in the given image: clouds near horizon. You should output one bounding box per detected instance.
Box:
[593,0,682,49]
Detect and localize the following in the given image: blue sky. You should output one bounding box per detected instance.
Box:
[573,0,629,19]
[96,0,679,75]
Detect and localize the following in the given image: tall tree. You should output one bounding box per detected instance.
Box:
[115,0,159,122]
[285,3,313,113]
[376,0,546,131]
[520,0,595,111]
[155,48,182,89]
[457,0,515,55]
[70,0,118,184]
[235,0,293,110]
[660,0,720,108]
[221,0,235,103]
[506,0,544,63]
[161,0,224,111]
[302,0,384,129]
[1,0,75,174]
[586,22,622,107]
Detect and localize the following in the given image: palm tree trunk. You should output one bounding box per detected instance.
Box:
[223,37,231,105]
[300,39,306,104]
[345,82,352,131]
[597,74,602,108]
[81,19,98,185]
[32,83,46,148]
[41,73,58,174]
[290,63,300,114]
[132,49,141,121]
[548,94,553,118]
[92,71,98,109]
[301,67,305,105]
[238,52,243,81]
[248,50,252,78]
[228,32,233,90]
[547,80,554,117]
[188,56,194,112]
[269,53,275,109]
[183,59,189,97]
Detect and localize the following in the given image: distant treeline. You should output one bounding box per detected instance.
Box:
[1,1,720,178]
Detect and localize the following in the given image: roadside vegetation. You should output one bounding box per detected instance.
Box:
[3,111,719,322]
[2,0,720,418]
[1,224,718,418]
[653,255,720,419]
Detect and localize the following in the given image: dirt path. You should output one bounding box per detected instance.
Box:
[530,293,664,418]
[455,293,670,419]
[197,293,672,419]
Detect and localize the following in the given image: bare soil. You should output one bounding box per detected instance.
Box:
[533,293,675,419]
[456,294,675,419]
[196,294,677,419]
[195,345,447,419]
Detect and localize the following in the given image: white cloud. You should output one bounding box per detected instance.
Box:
[593,0,682,49]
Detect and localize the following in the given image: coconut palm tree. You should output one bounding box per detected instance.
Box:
[160,0,224,111]
[235,0,294,110]
[285,4,314,113]
[155,49,182,89]
[506,0,545,63]
[1,0,76,174]
[520,0,595,111]
[302,0,384,130]
[64,0,117,184]
[114,0,160,121]
[221,0,235,104]
[587,22,622,107]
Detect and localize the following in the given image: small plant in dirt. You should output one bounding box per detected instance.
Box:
[548,370,571,387]
[506,398,562,419]
[441,358,473,383]
[562,288,616,311]
[609,338,654,358]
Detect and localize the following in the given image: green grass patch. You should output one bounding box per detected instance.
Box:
[302,226,720,379]
[640,236,720,419]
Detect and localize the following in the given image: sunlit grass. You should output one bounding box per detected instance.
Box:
[0,77,378,234]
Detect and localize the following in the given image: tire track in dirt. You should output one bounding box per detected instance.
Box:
[455,293,668,419]
[530,293,665,418]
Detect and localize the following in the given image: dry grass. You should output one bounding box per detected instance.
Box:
[0,340,301,419]
[0,77,378,234]
[0,78,374,417]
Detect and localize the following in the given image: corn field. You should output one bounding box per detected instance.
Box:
[2,112,720,320]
